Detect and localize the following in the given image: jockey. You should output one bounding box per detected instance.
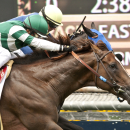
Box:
[7,5,64,56]
[0,14,76,68]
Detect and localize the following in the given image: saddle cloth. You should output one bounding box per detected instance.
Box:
[0,60,14,99]
[0,66,7,83]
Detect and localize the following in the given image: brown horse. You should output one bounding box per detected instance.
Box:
[0,34,130,130]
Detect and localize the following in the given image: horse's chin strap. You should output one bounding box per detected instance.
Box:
[71,51,125,102]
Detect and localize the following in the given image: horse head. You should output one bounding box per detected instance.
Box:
[51,34,130,105]
[73,36,130,104]
[69,21,130,104]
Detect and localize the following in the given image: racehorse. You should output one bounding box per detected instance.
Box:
[1,28,130,130]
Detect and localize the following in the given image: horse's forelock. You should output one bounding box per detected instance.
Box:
[96,40,109,51]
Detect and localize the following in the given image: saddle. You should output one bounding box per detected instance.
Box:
[0,60,14,83]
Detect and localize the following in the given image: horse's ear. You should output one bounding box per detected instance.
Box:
[89,41,102,55]
[82,24,98,38]
[91,22,97,30]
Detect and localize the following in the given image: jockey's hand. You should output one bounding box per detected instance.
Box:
[60,45,77,52]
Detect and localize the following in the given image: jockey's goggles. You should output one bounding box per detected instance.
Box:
[47,20,58,28]
[41,8,59,28]
[34,33,40,38]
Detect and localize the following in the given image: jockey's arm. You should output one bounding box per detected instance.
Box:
[29,37,60,51]
[29,36,77,52]
[10,26,76,52]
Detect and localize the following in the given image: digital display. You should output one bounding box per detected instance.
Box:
[90,0,130,14]
[31,0,130,14]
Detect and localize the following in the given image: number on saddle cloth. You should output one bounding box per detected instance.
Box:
[88,29,113,51]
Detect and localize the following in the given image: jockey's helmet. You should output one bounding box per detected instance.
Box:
[23,15,48,35]
[39,5,63,28]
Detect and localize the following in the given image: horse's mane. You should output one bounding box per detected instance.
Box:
[13,34,108,64]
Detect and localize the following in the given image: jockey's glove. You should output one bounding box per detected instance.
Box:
[60,45,77,52]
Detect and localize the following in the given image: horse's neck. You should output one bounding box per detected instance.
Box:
[32,55,94,102]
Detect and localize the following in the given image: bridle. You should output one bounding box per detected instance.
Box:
[71,50,125,102]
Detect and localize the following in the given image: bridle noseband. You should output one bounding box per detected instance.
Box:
[71,50,125,102]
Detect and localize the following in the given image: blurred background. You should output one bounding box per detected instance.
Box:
[1,0,130,129]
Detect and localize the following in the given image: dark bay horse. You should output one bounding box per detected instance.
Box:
[0,34,130,130]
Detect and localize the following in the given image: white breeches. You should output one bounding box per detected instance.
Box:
[0,46,11,68]
[0,47,26,68]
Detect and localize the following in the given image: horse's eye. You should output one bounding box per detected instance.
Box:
[109,64,116,69]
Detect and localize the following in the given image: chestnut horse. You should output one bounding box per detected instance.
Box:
[0,34,130,130]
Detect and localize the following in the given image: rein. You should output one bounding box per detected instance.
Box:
[70,16,86,40]
[71,51,125,102]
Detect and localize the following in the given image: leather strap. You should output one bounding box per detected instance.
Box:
[71,51,100,77]
[71,51,116,88]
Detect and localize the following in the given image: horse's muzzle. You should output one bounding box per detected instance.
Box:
[121,90,130,104]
